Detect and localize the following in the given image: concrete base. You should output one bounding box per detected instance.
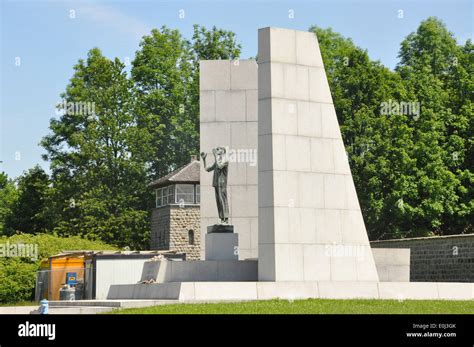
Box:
[0,300,181,315]
[372,248,410,282]
[205,233,238,260]
[0,306,39,315]
[108,281,474,301]
[207,224,234,233]
[141,260,257,283]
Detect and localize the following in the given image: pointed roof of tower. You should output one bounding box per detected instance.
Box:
[148,159,200,188]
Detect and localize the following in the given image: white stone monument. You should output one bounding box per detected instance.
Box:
[107,27,474,302]
[257,27,379,282]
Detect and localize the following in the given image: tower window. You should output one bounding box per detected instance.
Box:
[188,230,195,245]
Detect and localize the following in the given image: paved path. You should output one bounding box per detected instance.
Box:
[0,299,180,314]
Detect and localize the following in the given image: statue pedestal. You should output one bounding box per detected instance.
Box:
[205,225,238,260]
[207,224,234,233]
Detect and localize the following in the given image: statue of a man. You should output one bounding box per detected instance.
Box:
[201,146,229,224]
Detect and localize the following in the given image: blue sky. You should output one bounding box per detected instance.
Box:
[1,0,472,178]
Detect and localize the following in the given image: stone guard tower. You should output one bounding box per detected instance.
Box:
[149,158,201,260]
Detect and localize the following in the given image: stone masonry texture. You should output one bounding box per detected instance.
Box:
[150,205,201,260]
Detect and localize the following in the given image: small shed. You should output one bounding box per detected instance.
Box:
[36,250,185,301]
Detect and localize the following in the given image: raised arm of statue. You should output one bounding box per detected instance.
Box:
[201,151,215,172]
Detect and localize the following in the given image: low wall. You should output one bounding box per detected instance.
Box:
[372,248,410,282]
[94,256,157,300]
[140,260,258,283]
[371,234,474,282]
[108,281,474,301]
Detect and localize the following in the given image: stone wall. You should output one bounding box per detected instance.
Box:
[371,234,474,282]
[150,205,201,260]
[200,60,258,260]
[150,207,170,250]
[169,205,201,260]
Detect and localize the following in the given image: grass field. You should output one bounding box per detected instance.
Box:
[109,299,474,314]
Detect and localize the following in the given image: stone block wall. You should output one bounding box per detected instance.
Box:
[150,205,201,260]
[200,60,259,260]
[150,207,170,250]
[371,234,474,282]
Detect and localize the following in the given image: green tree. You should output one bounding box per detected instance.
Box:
[396,17,473,235]
[312,18,473,239]
[4,166,51,235]
[190,24,241,61]
[41,48,149,248]
[132,25,241,179]
[0,172,19,235]
[132,27,195,178]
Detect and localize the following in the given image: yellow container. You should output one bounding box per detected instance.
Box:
[46,255,85,301]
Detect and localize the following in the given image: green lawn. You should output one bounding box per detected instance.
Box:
[109,299,474,314]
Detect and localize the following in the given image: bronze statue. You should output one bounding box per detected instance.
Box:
[201,146,229,224]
